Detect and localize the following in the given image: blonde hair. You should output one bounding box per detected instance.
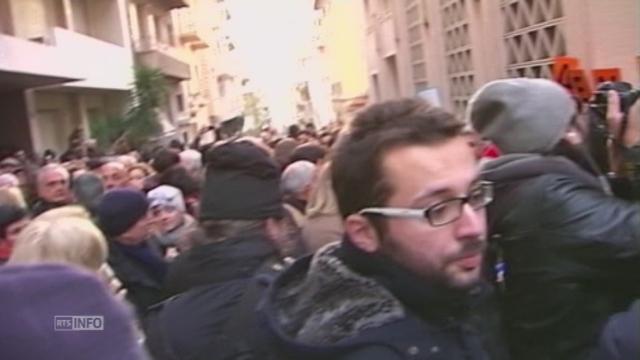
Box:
[128,162,154,177]
[9,206,107,271]
[0,187,27,208]
[306,162,340,218]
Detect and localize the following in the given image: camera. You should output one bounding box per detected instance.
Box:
[589,82,640,135]
[587,82,640,174]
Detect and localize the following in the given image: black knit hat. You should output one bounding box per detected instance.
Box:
[97,189,149,237]
[200,141,284,221]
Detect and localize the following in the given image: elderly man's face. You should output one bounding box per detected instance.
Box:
[100,163,129,190]
[37,168,71,204]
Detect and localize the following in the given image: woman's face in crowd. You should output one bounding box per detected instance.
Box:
[151,205,183,234]
[128,168,146,191]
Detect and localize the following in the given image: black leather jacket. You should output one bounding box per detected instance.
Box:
[482,154,640,360]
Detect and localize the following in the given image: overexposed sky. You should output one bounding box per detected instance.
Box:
[225,0,317,126]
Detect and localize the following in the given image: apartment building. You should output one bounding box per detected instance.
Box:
[313,0,370,124]
[365,0,640,116]
[127,0,193,141]
[175,0,215,135]
[208,0,245,122]
[0,0,134,155]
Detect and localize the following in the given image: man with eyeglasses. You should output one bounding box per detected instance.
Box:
[258,98,508,360]
[468,79,640,360]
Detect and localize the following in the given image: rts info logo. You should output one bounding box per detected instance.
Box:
[54,316,104,331]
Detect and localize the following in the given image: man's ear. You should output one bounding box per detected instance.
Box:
[344,214,381,253]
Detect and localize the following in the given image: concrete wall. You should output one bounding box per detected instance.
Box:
[0,0,14,35]
[8,0,67,39]
[32,90,79,154]
[0,33,79,80]
[564,0,640,85]
[53,27,134,90]
[30,90,128,153]
[79,0,130,47]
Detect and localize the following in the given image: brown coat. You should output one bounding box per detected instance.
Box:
[301,214,343,253]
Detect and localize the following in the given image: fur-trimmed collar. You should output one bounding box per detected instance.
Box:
[270,242,405,345]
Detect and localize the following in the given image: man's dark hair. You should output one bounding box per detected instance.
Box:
[151,148,180,173]
[332,98,465,218]
[169,139,185,152]
[0,205,27,239]
[158,166,200,198]
[289,144,327,165]
[288,124,301,139]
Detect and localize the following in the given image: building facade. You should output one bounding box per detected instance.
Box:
[364,0,640,117]
[313,0,370,124]
[0,0,224,155]
[207,0,246,123]
[0,0,135,155]
[127,0,192,141]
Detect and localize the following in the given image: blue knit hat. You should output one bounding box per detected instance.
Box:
[97,189,149,237]
[0,264,147,360]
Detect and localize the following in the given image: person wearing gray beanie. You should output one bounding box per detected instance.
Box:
[469,78,640,360]
[467,78,576,154]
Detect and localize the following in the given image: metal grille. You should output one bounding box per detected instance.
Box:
[441,0,475,116]
[502,0,567,78]
[405,0,428,94]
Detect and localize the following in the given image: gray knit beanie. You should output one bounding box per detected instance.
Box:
[466,78,576,154]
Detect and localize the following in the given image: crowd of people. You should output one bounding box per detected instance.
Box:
[0,78,639,360]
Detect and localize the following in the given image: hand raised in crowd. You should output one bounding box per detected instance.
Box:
[99,263,127,300]
[606,90,640,148]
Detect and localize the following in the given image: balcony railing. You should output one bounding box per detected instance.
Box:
[133,37,190,80]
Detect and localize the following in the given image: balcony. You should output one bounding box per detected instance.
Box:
[0,33,79,90]
[134,37,190,80]
[179,24,208,50]
[145,0,189,10]
[50,28,134,91]
[177,8,209,50]
[0,27,134,91]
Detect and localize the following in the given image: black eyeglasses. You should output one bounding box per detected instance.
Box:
[358,181,493,227]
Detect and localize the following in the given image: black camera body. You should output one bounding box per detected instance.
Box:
[587,82,640,174]
[590,82,640,134]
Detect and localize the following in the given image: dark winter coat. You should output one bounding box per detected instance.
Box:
[258,241,508,360]
[107,240,168,317]
[31,199,66,217]
[165,231,278,295]
[482,154,640,360]
[144,232,282,360]
[590,300,640,360]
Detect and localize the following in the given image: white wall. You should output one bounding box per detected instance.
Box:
[53,27,134,90]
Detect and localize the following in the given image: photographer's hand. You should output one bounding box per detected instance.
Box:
[607,90,640,147]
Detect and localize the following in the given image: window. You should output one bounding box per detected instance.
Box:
[176,94,185,112]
